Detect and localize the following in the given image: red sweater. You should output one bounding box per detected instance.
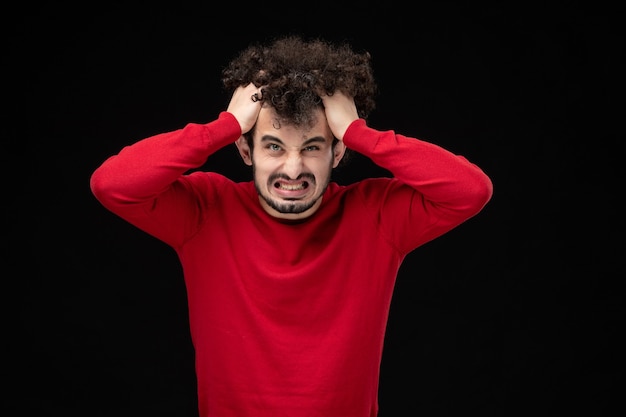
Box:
[90,112,492,417]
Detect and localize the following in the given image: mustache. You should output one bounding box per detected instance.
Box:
[269,173,316,182]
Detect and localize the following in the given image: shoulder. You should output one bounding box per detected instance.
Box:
[326,177,402,204]
[181,172,255,200]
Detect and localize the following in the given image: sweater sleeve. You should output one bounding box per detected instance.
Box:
[90,111,242,246]
[342,119,493,253]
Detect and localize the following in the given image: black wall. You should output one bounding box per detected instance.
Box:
[5,3,623,416]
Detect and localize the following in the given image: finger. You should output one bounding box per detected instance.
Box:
[251,87,266,102]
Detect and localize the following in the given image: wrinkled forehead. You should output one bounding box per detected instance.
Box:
[255,106,333,142]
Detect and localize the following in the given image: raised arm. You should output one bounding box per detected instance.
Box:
[89,86,262,246]
[322,91,492,251]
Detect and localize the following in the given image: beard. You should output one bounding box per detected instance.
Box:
[253,169,330,215]
[258,194,320,214]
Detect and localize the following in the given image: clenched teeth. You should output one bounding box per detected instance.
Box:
[275,182,308,190]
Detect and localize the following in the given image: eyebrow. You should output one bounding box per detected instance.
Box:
[259,135,327,146]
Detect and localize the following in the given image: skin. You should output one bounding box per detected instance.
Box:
[229,83,359,220]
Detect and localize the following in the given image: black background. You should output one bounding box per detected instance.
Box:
[4,3,624,416]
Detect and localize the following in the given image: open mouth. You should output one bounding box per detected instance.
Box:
[274,180,309,191]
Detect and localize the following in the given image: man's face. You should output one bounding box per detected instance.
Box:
[236,106,345,220]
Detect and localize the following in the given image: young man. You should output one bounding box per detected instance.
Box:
[90,35,493,417]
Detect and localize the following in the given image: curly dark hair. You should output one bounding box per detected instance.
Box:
[222,35,378,130]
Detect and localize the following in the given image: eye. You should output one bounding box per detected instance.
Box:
[268,143,282,152]
[303,145,321,152]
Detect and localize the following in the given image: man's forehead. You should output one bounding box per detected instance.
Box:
[255,107,332,142]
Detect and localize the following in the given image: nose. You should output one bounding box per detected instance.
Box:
[283,151,303,179]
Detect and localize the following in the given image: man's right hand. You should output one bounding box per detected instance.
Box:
[226,83,263,136]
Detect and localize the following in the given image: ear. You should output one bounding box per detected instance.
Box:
[235,136,253,166]
[332,140,346,168]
